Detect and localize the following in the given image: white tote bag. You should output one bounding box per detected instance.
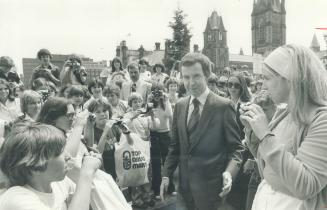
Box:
[115,133,150,187]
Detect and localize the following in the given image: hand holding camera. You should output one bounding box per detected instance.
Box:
[37,68,52,79]
[86,114,96,126]
[239,103,270,140]
[239,102,252,131]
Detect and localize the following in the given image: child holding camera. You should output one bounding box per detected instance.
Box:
[122,92,159,209]
[148,84,176,199]
[83,98,120,179]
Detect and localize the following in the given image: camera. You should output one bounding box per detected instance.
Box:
[152,89,163,100]
[89,113,96,121]
[112,118,130,133]
[38,89,50,102]
[138,103,154,115]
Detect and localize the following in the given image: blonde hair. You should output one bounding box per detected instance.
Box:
[20,90,42,115]
[128,92,143,107]
[282,44,327,124]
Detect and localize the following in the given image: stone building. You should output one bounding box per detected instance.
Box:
[251,0,286,56]
[202,11,229,74]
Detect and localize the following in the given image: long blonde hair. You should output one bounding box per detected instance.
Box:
[285,44,327,125]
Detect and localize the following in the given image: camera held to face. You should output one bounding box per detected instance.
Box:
[151,89,163,101]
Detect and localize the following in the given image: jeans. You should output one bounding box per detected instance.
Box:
[150,131,175,195]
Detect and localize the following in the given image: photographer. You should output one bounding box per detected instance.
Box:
[60,54,87,86]
[148,84,176,199]
[0,56,21,85]
[121,92,159,208]
[84,98,118,178]
[31,78,58,102]
[29,49,60,88]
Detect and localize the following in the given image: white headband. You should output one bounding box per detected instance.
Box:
[264,47,293,80]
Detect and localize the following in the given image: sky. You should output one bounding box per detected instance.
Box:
[1,0,327,74]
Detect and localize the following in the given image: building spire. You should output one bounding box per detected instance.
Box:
[310,34,320,52]
[239,48,244,55]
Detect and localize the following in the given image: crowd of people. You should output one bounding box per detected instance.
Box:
[0,44,326,210]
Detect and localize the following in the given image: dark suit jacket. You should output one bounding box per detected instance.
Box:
[163,92,243,210]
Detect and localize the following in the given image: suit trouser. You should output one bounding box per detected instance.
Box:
[176,193,199,210]
[150,131,175,195]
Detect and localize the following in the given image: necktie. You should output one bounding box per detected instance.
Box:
[187,98,200,135]
[131,83,136,92]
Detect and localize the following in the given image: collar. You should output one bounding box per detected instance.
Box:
[131,79,141,86]
[189,87,210,106]
[40,63,54,69]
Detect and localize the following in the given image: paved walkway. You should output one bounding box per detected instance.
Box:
[133,195,176,210]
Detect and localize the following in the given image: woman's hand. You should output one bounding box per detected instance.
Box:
[240,103,271,140]
[239,103,252,131]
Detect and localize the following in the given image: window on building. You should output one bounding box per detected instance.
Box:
[259,20,265,44]
[273,25,280,43]
[219,32,223,41]
[208,34,213,41]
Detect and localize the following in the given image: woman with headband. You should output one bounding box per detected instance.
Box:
[240,44,327,210]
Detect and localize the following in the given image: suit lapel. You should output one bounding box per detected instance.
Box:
[180,96,190,149]
[188,92,215,153]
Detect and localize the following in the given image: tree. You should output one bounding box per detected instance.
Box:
[163,8,192,69]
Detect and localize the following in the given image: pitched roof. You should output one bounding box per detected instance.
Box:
[205,11,225,31]
[252,0,284,14]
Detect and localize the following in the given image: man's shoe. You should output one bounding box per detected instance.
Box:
[146,199,156,207]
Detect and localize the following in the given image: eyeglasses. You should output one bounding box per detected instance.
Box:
[227,82,241,89]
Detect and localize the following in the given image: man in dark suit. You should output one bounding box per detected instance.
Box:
[160,53,243,210]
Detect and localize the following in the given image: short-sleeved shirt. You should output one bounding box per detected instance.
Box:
[0,177,75,210]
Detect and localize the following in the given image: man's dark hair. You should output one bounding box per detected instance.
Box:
[37,49,52,60]
[181,53,212,78]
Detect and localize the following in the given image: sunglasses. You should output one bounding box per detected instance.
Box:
[218,81,226,88]
[227,82,241,89]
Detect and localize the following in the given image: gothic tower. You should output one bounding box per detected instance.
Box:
[252,0,286,56]
[203,11,229,74]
